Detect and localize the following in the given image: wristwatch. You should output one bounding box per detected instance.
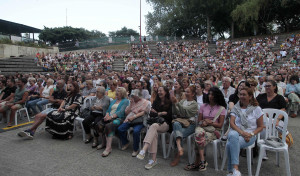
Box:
[250,132,254,136]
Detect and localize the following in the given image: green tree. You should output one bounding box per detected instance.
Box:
[109,27,139,37]
[39,26,106,45]
[231,0,300,35]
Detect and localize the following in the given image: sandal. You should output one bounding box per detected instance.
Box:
[84,137,93,144]
[102,150,111,157]
[184,163,200,171]
[199,161,208,171]
[96,144,106,150]
[92,142,98,148]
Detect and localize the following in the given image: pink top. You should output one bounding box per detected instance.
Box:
[199,104,226,123]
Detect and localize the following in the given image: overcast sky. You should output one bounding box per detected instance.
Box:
[0,0,153,36]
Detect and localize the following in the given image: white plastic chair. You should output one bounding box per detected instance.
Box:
[14,107,31,126]
[45,103,52,109]
[74,96,95,141]
[167,131,195,164]
[255,109,291,176]
[158,132,168,159]
[167,114,198,164]
[208,117,228,170]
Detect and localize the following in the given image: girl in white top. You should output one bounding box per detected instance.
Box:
[195,83,204,110]
[42,82,54,98]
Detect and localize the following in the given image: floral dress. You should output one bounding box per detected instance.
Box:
[45,94,83,139]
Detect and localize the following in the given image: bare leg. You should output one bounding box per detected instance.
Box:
[142,142,150,152]
[104,136,113,152]
[8,106,18,126]
[176,138,184,156]
[199,148,205,161]
[30,113,47,132]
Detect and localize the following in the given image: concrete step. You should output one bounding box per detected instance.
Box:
[0,71,45,76]
[0,61,36,64]
[0,68,43,72]
[1,58,35,62]
[0,65,40,68]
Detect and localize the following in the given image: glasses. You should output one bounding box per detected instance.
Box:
[264,85,271,88]
[250,84,256,87]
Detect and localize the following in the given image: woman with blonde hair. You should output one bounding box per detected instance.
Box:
[247,78,260,98]
[98,87,129,157]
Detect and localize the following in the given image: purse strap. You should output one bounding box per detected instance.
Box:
[212,106,224,123]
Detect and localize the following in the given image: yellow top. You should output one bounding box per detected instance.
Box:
[107,90,116,99]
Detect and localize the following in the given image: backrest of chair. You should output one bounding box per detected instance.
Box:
[83,96,95,109]
[220,116,228,138]
[262,108,289,143]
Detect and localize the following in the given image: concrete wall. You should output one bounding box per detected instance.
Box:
[0,44,59,58]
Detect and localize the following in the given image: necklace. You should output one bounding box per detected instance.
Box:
[209,105,215,116]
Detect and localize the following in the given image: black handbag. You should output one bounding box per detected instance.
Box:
[128,112,145,125]
[48,110,66,121]
[130,116,144,125]
[147,116,165,125]
[80,108,91,119]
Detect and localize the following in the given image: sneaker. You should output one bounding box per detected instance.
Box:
[199,160,208,171]
[132,151,139,157]
[17,130,34,140]
[121,143,129,151]
[145,160,157,170]
[232,168,241,176]
[136,150,145,160]
[221,135,228,141]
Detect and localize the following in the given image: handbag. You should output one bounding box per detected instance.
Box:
[47,110,65,121]
[147,116,165,125]
[172,118,190,128]
[128,111,148,125]
[202,106,224,133]
[264,137,285,148]
[276,122,294,147]
[80,108,91,119]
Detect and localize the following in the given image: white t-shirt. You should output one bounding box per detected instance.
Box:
[196,95,203,110]
[232,106,263,133]
[42,85,54,97]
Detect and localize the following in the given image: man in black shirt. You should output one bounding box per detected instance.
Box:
[17,80,68,139]
[0,79,17,102]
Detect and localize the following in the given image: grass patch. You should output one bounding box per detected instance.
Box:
[93,44,131,51]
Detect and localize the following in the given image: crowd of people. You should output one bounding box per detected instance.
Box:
[0,33,299,175]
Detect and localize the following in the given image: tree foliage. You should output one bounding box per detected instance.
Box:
[108,27,139,37]
[39,26,106,45]
[146,0,300,39]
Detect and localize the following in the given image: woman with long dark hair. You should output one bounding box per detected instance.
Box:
[45,82,83,140]
[187,87,226,171]
[136,86,172,169]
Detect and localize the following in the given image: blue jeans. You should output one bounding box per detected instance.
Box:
[118,122,144,152]
[36,99,49,112]
[172,121,196,139]
[26,98,42,114]
[226,130,256,172]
